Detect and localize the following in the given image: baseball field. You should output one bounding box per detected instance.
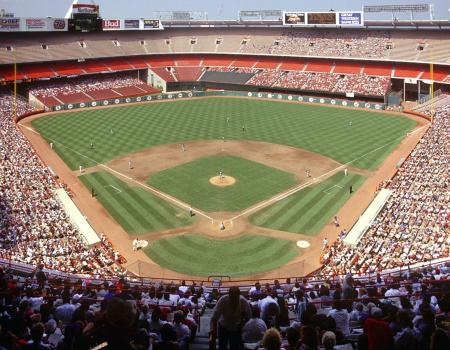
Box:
[30,97,416,277]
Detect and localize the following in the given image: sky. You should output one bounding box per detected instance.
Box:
[0,0,449,20]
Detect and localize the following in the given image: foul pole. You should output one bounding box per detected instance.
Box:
[13,49,17,120]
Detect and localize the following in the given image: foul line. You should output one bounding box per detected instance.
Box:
[323,184,343,195]
[104,185,122,194]
[20,125,214,221]
[229,123,429,221]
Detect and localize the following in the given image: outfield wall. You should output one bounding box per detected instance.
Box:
[51,90,386,112]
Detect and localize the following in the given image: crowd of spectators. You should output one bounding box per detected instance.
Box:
[255,30,392,58]
[1,261,449,350]
[0,94,121,278]
[28,73,146,99]
[207,66,390,96]
[246,69,285,87]
[251,70,390,97]
[321,104,449,276]
[0,268,208,350]
[210,266,450,350]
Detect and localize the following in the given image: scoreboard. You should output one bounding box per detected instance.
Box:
[307,12,336,25]
[283,11,363,26]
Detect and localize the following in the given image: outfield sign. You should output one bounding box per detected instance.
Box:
[143,19,162,29]
[52,91,384,112]
[124,19,140,29]
[0,17,68,31]
[339,12,363,26]
[102,19,121,30]
[0,18,20,31]
[101,18,163,30]
[283,11,363,26]
[25,18,47,30]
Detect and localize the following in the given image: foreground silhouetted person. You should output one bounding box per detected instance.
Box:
[210,286,251,350]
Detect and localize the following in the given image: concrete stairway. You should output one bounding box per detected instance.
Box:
[190,308,214,350]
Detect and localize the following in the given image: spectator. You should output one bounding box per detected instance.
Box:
[259,327,282,350]
[242,306,267,343]
[210,286,251,350]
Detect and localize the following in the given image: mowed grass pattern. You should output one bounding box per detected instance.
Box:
[148,156,296,212]
[145,234,298,277]
[32,98,416,171]
[250,172,366,235]
[79,171,195,235]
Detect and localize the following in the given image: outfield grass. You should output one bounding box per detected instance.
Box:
[144,234,298,277]
[250,172,366,235]
[32,98,415,171]
[79,171,195,235]
[148,155,296,212]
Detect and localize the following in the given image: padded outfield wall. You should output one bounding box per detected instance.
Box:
[51,90,385,112]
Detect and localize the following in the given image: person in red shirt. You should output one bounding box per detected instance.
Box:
[362,307,394,350]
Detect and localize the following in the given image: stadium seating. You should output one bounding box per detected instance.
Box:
[29,72,156,107]
[172,67,204,82]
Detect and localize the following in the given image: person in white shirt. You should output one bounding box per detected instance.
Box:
[54,292,76,326]
[328,300,350,336]
[258,292,280,328]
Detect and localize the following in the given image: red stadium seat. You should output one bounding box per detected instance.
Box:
[304,60,333,73]
[175,55,202,66]
[150,67,176,81]
[362,63,393,77]
[172,67,203,81]
[78,60,110,73]
[20,64,57,79]
[333,61,362,74]
[50,62,84,76]
[254,58,282,69]
[230,57,257,68]
[278,59,307,71]
[393,64,424,78]
[202,55,233,67]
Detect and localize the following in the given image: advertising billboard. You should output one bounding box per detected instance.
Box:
[124,19,139,29]
[143,19,161,29]
[283,12,306,25]
[72,4,99,14]
[0,18,20,31]
[26,18,46,30]
[307,12,336,25]
[338,12,363,26]
[102,19,121,30]
[52,18,67,31]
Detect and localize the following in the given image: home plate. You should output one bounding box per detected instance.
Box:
[296,240,311,248]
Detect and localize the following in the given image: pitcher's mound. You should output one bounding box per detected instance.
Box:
[209,176,236,187]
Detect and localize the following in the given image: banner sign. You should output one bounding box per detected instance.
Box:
[52,18,67,31]
[26,18,46,30]
[143,19,161,29]
[0,18,20,30]
[307,12,336,25]
[283,12,306,25]
[102,19,121,30]
[52,91,385,112]
[72,4,99,14]
[124,19,139,29]
[283,11,363,26]
[338,12,363,26]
